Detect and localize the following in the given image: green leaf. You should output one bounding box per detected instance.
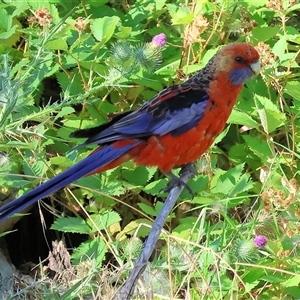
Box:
[46,39,68,51]
[255,95,286,133]
[116,218,153,240]
[143,178,168,195]
[281,276,300,288]
[0,25,18,40]
[243,135,273,163]
[102,180,125,196]
[56,71,84,95]
[51,217,91,234]
[54,106,75,121]
[285,81,300,102]
[138,203,157,216]
[228,110,260,129]
[212,164,246,196]
[71,236,107,266]
[87,211,121,232]
[90,16,120,45]
[122,166,154,186]
[252,26,279,42]
[0,7,12,31]
[272,36,287,58]
[115,26,132,39]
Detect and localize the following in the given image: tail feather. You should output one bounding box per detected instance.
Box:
[0,142,139,222]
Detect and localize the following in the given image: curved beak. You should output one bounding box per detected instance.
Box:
[250,60,260,75]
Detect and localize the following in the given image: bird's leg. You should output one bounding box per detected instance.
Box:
[164,163,197,196]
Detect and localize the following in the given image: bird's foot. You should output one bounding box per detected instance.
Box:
[179,163,197,178]
[163,164,197,197]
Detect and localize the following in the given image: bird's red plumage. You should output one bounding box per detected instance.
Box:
[99,43,260,173]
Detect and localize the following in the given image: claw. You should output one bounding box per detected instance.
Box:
[162,164,196,197]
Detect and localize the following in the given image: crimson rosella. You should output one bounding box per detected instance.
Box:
[0,43,260,222]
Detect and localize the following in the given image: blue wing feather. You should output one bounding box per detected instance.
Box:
[74,84,209,147]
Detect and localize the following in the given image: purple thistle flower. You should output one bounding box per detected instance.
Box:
[254,235,267,248]
[152,33,167,47]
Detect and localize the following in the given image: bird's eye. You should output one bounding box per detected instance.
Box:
[235,56,245,63]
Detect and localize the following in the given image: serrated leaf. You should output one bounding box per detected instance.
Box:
[281,276,300,288]
[71,236,107,266]
[115,26,132,39]
[56,72,84,95]
[49,156,74,167]
[51,217,91,234]
[229,173,253,197]
[252,26,279,42]
[143,178,168,195]
[255,95,286,133]
[30,158,48,177]
[228,110,259,129]
[285,81,300,102]
[213,164,244,195]
[90,16,119,45]
[102,180,125,196]
[122,166,152,186]
[0,25,18,40]
[46,39,68,51]
[272,36,287,58]
[138,203,157,216]
[116,218,153,240]
[87,211,121,232]
[0,7,12,31]
[243,135,272,163]
[54,106,75,121]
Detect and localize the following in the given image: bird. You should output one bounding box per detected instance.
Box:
[0,42,260,223]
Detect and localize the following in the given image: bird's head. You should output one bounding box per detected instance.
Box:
[216,42,260,86]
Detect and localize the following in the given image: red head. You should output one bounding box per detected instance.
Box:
[215,43,260,86]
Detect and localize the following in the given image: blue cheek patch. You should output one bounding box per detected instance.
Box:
[229,67,253,86]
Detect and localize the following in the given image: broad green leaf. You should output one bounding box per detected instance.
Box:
[71,236,107,266]
[285,3,300,14]
[255,95,286,133]
[51,217,91,234]
[115,26,132,39]
[212,164,245,196]
[272,36,287,58]
[143,178,168,195]
[0,7,12,31]
[243,135,273,163]
[87,211,121,232]
[90,16,120,45]
[54,106,75,121]
[116,218,153,240]
[0,25,18,40]
[138,203,157,216]
[228,110,259,129]
[102,180,125,196]
[229,173,253,197]
[156,0,167,10]
[281,276,300,288]
[46,39,68,51]
[252,26,279,42]
[56,71,84,95]
[285,81,300,102]
[49,156,74,167]
[180,175,209,199]
[122,166,152,186]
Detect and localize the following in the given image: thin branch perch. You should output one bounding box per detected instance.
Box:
[117,163,197,300]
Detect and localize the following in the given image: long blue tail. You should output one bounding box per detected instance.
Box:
[0,143,139,222]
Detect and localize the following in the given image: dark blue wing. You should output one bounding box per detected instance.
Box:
[71,81,209,148]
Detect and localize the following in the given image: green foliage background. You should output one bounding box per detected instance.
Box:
[1,0,300,299]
